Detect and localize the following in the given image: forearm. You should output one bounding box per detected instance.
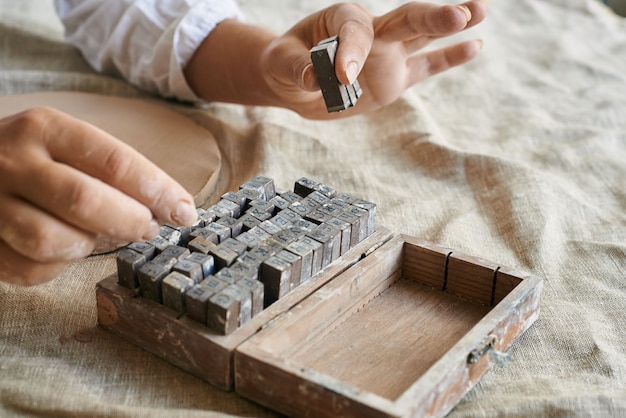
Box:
[184,19,282,108]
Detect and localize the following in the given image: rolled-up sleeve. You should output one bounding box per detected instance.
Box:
[54,0,244,103]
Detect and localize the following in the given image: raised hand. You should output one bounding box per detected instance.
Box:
[185,1,487,119]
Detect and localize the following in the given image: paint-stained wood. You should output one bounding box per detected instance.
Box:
[235,236,542,418]
[96,226,395,390]
[96,228,541,416]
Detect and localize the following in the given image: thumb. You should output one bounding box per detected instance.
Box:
[263,35,320,92]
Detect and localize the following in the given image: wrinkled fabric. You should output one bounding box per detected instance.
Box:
[1,0,625,417]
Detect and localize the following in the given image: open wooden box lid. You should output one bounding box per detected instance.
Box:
[234,234,543,418]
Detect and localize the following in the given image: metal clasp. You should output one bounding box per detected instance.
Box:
[468,334,512,367]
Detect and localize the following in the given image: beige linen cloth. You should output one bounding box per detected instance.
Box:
[1,0,625,417]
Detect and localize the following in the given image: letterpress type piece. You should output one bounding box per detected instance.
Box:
[127,242,156,260]
[279,191,302,204]
[334,192,358,204]
[327,217,352,255]
[159,225,182,245]
[162,272,195,313]
[235,231,261,250]
[343,205,368,242]
[201,276,229,294]
[307,190,330,205]
[292,218,317,234]
[190,227,220,244]
[221,191,247,213]
[236,278,265,317]
[269,195,291,211]
[250,244,277,263]
[188,236,217,255]
[289,201,312,217]
[318,202,344,217]
[165,224,195,246]
[137,257,176,303]
[216,199,242,218]
[185,252,215,277]
[247,226,272,244]
[205,222,231,243]
[249,199,276,217]
[185,283,218,324]
[260,256,293,307]
[294,177,319,197]
[314,182,337,198]
[352,199,377,236]
[216,216,244,238]
[259,220,283,235]
[238,213,261,231]
[286,241,313,283]
[299,196,321,213]
[240,179,268,201]
[160,245,191,261]
[246,206,273,222]
[222,283,252,326]
[272,228,298,247]
[237,187,262,205]
[207,292,239,335]
[304,210,332,225]
[116,248,147,289]
[214,267,238,284]
[148,235,171,253]
[308,227,340,268]
[335,211,360,247]
[328,198,348,209]
[276,249,303,290]
[251,176,276,200]
[310,36,362,113]
[173,259,204,283]
[210,245,239,270]
[229,260,259,281]
[199,208,217,225]
[219,238,248,256]
[298,236,323,276]
[238,251,266,268]
[278,208,301,223]
[269,214,293,230]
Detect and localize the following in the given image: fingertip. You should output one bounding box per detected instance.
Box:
[169,199,198,227]
[141,218,161,241]
[456,5,472,22]
[345,61,360,85]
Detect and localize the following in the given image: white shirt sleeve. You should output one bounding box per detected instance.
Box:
[54,0,245,103]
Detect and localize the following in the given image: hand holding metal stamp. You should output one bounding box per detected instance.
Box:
[310,36,362,113]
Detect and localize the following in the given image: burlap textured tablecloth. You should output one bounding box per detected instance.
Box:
[1,0,625,417]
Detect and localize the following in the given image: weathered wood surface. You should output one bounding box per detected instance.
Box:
[96,226,395,391]
[235,235,543,417]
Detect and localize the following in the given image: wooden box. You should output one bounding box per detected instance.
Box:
[96,230,542,417]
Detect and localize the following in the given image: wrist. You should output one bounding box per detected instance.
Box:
[184,19,282,107]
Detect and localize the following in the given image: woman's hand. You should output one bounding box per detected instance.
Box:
[0,107,197,286]
[185,1,487,119]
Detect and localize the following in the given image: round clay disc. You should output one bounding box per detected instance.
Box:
[0,92,223,253]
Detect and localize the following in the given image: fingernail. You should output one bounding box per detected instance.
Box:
[143,219,160,240]
[477,39,484,49]
[172,201,198,226]
[457,5,472,21]
[346,61,359,85]
[302,63,319,91]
